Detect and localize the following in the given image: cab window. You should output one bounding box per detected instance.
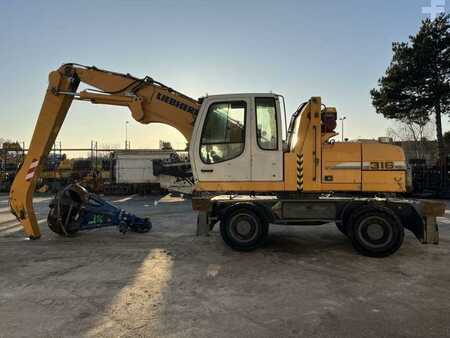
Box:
[200,101,246,164]
[255,97,278,150]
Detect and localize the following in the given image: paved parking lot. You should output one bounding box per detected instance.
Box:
[0,193,449,337]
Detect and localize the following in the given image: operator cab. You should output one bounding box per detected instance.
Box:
[190,93,284,184]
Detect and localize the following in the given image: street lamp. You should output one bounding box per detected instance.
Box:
[125,121,129,150]
[339,116,346,142]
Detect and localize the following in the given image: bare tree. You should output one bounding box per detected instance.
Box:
[386,119,434,159]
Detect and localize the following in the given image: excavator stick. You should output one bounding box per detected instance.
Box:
[9,63,200,238]
[9,67,79,238]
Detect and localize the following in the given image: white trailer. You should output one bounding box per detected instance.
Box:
[113,150,173,184]
[109,150,192,195]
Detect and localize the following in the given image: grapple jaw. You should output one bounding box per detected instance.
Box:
[47,184,151,236]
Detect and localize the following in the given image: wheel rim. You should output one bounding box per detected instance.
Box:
[366,223,384,240]
[236,220,252,236]
[357,216,393,249]
[229,214,259,243]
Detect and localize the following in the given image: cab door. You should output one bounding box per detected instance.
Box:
[190,96,251,182]
[250,96,284,181]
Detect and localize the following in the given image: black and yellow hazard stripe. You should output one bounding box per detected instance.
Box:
[297,153,304,191]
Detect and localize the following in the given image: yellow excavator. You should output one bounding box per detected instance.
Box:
[9,64,445,256]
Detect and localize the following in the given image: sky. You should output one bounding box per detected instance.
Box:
[0,0,448,151]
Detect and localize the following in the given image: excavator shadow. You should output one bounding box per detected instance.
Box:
[263,225,354,256]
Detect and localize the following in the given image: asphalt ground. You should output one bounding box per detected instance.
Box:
[0,193,449,337]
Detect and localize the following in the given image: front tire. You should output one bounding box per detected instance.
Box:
[349,209,404,257]
[220,209,268,251]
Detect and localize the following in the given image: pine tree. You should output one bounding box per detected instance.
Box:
[371,14,450,179]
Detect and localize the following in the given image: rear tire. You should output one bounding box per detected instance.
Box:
[220,209,268,251]
[349,209,404,257]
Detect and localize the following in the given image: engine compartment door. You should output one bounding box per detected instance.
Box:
[321,142,362,189]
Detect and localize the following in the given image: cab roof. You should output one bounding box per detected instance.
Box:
[199,93,279,102]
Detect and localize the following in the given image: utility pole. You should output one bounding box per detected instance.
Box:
[339,116,346,142]
[125,121,130,150]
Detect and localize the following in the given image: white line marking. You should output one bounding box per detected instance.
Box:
[0,218,47,236]
[113,194,138,203]
[0,207,11,214]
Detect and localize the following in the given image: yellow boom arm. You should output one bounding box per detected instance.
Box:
[9,64,200,238]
